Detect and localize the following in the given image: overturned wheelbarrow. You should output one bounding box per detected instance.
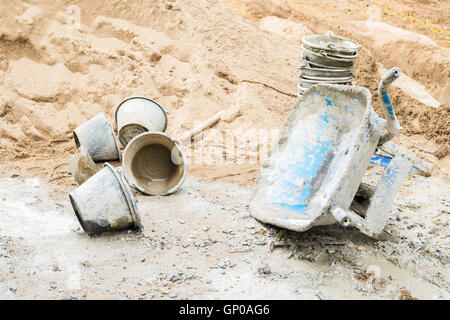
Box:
[250,68,411,239]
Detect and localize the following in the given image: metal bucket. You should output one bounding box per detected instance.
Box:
[69,163,142,235]
[115,97,168,147]
[302,31,359,56]
[300,77,353,88]
[73,112,121,162]
[303,56,354,70]
[300,74,354,83]
[306,47,358,60]
[68,145,99,185]
[122,132,187,196]
[299,64,353,78]
[302,46,355,68]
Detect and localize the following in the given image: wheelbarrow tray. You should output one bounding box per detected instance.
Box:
[250,84,387,232]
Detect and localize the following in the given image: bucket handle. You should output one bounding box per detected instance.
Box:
[319,49,357,59]
[324,31,339,51]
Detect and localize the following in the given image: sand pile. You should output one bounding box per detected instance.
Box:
[343,20,450,105]
[227,0,449,160]
[0,0,448,187]
[0,0,302,186]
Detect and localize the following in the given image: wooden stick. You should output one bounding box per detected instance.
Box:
[181,111,224,143]
[180,104,242,143]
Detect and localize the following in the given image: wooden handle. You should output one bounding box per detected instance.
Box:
[181,111,224,143]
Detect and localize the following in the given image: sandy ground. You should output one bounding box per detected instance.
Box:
[0,0,449,299]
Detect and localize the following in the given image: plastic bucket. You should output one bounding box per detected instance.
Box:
[122,132,187,196]
[115,97,168,147]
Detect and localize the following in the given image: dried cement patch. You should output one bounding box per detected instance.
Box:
[0,171,448,299]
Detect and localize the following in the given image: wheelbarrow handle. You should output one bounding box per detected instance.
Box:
[378,67,402,145]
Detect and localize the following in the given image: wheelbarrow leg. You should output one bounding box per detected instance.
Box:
[364,151,412,235]
[332,151,412,238]
[377,141,433,177]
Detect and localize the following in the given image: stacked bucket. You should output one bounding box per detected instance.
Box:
[68,97,187,235]
[298,31,359,96]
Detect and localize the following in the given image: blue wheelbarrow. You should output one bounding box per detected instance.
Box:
[249,68,412,238]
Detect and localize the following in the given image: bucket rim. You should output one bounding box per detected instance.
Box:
[300,77,353,84]
[103,162,143,231]
[300,75,354,82]
[69,192,91,234]
[115,96,168,133]
[302,45,357,62]
[302,33,359,53]
[302,54,354,70]
[298,63,353,73]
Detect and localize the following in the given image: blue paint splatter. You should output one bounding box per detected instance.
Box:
[268,113,332,214]
[274,141,331,213]
[319,112,329,123]
[370,155,392,167]
[382,91,395,120]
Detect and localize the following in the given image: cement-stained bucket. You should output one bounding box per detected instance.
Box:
[122,132,187,196]
[69,163,142,235]
[68,145,99,185]
[73,112,121,162]
[115,97,168,147]
[299,64,353,79]
[303,56,354,70]
[302,31,359,56]
[300,77,353,89]
[300,74,354,83]
[302,46,355,68]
